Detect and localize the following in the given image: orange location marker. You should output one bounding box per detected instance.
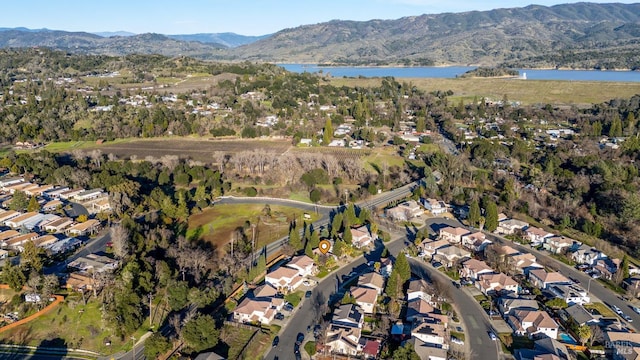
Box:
[319,240,331,254]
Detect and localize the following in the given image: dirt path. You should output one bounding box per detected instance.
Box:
[0,284,64,334]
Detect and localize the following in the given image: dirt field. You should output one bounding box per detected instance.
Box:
[95,138,293,162]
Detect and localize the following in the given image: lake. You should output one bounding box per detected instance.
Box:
[281,64,640,82]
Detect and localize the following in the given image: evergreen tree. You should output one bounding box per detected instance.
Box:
[344,203,358,224]
[330,213,343,238]
[343,226,353,245]
[395,252,411,284]
[323,117,333,145]
[416,116,426,133]
[485,201,499,232]
[468,200,481,228]
[622,255,630,280]
[27,196,40,212]
[385,270,401,299]
[289,224,302,251]
[609,114,623,138]
[9,190,28,211]
[333,239,345,257]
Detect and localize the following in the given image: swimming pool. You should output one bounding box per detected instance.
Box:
[558,332,577,344]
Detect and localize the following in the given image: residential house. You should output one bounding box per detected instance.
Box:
[43,199,63,212]
[358,272,385,295]
[0,229,20,244]
[0,249,8,259]
[605,331,640,360]
[528,269,571,290]
[4,212,40,228]
[406,298,435,322]
[44,236,82,255]
[58,188,84,200]
[325,326,362,356]
[4,232,39,250]
[74,189,104,201]
[233,297,284,324]
[0,210,20,224]
[351,226,374,249]
[31,235,59,249]
[515,338,572,360]
[4,182,33,194]
[562,304,600,327]
[385,207,409,222]
[65,219,100,236]
[265,266,304,293]
[43,187,69,200]
[477,273,519,295]
[0,176,24,189]
[510,253,544,275]
[92,198,112,212]
[543,236,575,255]
[420,239,450,260]
[498,245,521,257]
[68,253,118,273]
[397,200,423,218]
[410,338,447,360]
[421,198,447,215]
[461,231,492,252]
[23,214,60,231]
[332,304,364,329]
[496,219,529,235]
[439,226,469,244]
[362,339,381,360]
[251,283,278,299]
[407,279,436,304]
[43,217,73,233]
[286,255,316,277]
[525,227,555,247]
[508,310,559,339]
[65,272,95,293]
[24,184,53,197]
[460,259,494,280]
[380,258,393,277]
[549,284,590,306]
[594,258,620,281]
[432,246,471,268]
[498,296,540,317]
[571,244,607,265]
[350,286,378,314]
[411,320,448,349]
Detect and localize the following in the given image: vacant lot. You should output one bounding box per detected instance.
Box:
[188,204,320,256]
[330,77,640,106]
[77,138,292,162]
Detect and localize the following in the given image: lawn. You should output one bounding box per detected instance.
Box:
[187,204,320,257]
[0,296,146,355]
[584,302,617,318]
[450,331,465,341]
[362,147,406,173]
[285,291,303,307]
[219,325,256,360]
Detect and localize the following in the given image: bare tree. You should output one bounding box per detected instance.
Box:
[589,324,604,346]
[110,224,130,259]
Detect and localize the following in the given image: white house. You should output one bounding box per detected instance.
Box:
[65,219,100,236]
[460,259,495,280]
[411,320,448,349]
[421,198,447,215]
[528,269,571,290]
[543,236,574,255]
[74,189,104,201]
[0,176,24,189]
[406,279,436,304]
[433,246,471,268]
[525,227,555,246]
[350,286,378,314]
[233,297,284,325]
[398,200,424,218]
[477,273,519,295]
[571,245,607,265]
[549,284,591,306]
[350,226,374,249]
[496,219,529,235]
[265,266,304,293]
[286,255,316,277]
[4,212,40,228]
[439,226,469,244]
[508,310,559,339]
[461,231,492,252]
[325,327,362,356]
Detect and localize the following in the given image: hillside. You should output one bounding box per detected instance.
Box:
[230,2,640,68]
[167,32,271,47]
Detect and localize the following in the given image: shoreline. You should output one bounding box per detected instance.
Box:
[276,63,639,72]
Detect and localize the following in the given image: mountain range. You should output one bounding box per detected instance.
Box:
[1,2,640,69]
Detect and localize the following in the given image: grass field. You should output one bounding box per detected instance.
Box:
[0,296,146,354]
[187,204,320,256]
[584,302,617,318]
[329,77,640,106]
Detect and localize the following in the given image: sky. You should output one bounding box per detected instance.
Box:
[2,0,638,36]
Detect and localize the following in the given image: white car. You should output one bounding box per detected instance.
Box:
[488,331,497,341]
[451,337,464,345]
[632,306,640,315]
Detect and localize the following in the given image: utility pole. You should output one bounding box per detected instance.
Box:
[149,293,154,328]
[131,336,136,360]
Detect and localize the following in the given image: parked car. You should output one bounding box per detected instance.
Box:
[283,303,294,312]
[272,336,280,347]
[305,290,313,298]
[624,314,634,322]
[274,313,285,320]
[432,261,443,269]
[296,332,305,345]
[488,331,497,341]
[631,306,640,315]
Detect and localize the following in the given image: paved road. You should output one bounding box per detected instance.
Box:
[44,229,112,275]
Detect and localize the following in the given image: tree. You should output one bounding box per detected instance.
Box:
[110,224,130,259]
[385,271,402,299]
[468,200,481,228]
[289,224,302,251]
[395,252,411,284]
[3,261,26,291]
[323,117,333,145]
[9,190,28,211]
[330,213,343,238]
[22,241,44,273]
[310,188,321,204]
[342,226,353,245]
[576,324,591,346]
[27,196,40,212]
[167,281,190,311]
[484,201,499,232]
[144,332,172,359]
[392,342,420,360]
[333,239,345,257]
[182,314,219,352]
[609,114,623,138]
